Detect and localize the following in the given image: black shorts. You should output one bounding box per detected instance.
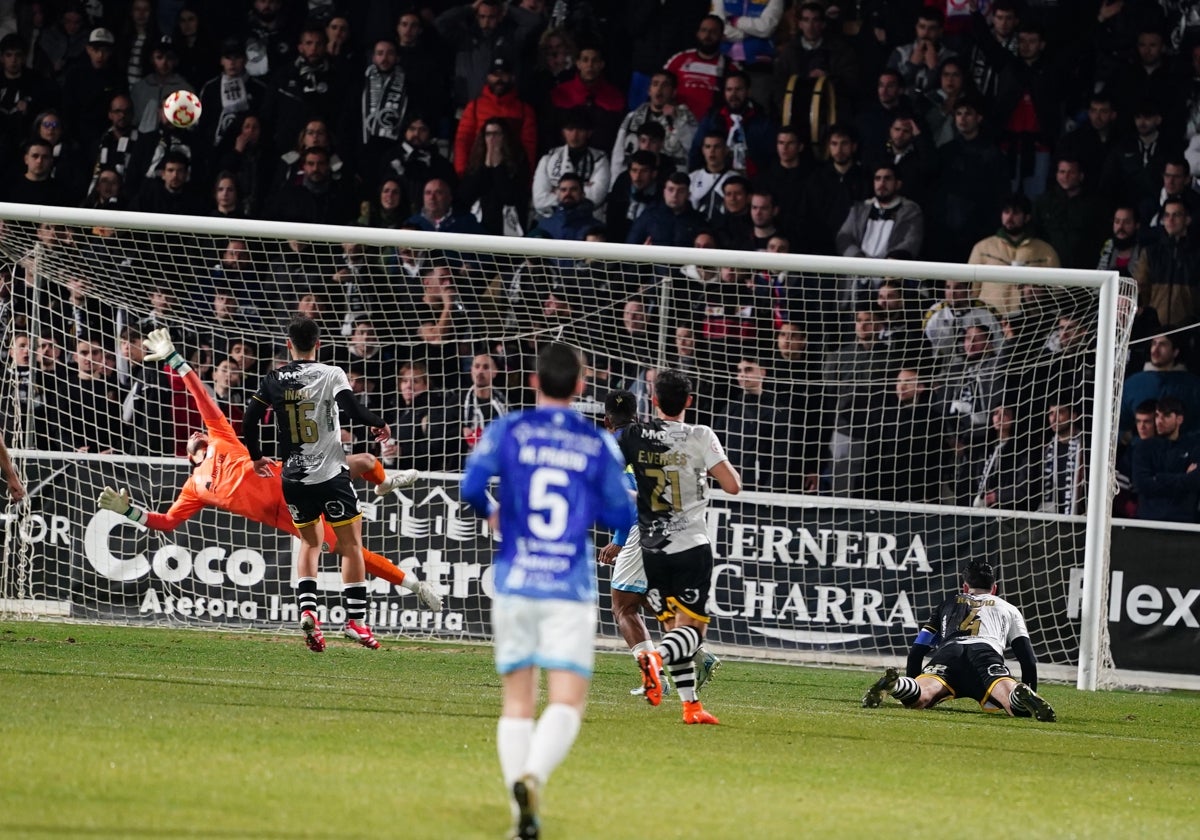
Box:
[643,544,713,623]
[282,471,361,529]
[919,642,1013,706]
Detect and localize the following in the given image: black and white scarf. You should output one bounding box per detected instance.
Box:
[461,388,507,433]
[362,65,407,143]
[1044,433,1083,515]
[216,74,251,145]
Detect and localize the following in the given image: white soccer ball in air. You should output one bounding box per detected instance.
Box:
[162,90,202,129]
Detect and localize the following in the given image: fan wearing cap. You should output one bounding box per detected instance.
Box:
[62,29,123,144]
[454,55,537,177]
[197,36,269,148]
[131,36,194,133]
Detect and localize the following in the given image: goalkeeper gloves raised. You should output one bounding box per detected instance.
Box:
[97,486,148,526]
[142,328,191,374]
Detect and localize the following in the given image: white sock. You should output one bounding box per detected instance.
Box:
[523,703,582,788]
[630,640,654,656]
[400,576,419,593]
[497,716,535,820]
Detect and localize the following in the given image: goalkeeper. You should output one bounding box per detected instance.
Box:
[97,329,442,616]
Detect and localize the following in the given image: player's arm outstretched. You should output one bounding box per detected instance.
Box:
[143,328,239,444]
[0,431,27,503]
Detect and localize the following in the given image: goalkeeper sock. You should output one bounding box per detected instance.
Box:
[343,582,368,623]
[297,577,318,617]
[363,458,386,485]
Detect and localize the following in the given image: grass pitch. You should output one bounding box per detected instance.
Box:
[2,622,1198,839]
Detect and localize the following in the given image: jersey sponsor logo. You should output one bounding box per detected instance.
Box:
[324,500,349,520]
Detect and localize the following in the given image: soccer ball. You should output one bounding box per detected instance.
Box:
[162,90,202,129]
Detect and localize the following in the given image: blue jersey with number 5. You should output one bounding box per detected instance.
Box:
[461,407,635,601]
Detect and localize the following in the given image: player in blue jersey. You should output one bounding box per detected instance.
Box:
[461,342,635,840]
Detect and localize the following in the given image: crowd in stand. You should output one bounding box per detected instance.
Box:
[3,0,1200,522]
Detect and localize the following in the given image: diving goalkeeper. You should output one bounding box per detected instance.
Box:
[96,329,442,622]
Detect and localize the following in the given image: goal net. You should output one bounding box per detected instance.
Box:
[0,203,1136,688]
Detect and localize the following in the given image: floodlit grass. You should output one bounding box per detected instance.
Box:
[2,622,1199,839]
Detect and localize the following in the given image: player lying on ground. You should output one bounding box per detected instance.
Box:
[96,329,442,618]
[597,389,718,698]
[861,558,1056,722]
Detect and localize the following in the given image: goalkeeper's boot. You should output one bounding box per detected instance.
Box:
[512,773,540,840]
[630,673,672,699]
[1011,683,1057,722]
[636,650,665,706]
[299,610,325,653]
[862,667,899,708]
[694,647,721,692]
[343,620,381,649]
[682,700,719,725]
[375,469,420,497]
[414,580,443,611]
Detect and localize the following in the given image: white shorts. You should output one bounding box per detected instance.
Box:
[611,523,647,593]
[492,594,597,678]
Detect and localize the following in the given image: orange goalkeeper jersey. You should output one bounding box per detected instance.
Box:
[145,368,287,531]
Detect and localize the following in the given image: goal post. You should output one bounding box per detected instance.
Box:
[0,201,1137,688]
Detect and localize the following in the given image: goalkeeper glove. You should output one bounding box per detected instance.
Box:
[97,486,148,526]
[142,328,191,374]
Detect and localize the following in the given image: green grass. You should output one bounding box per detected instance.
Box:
[2,622,1199,839]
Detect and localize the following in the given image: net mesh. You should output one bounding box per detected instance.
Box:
[0,210,1137,681]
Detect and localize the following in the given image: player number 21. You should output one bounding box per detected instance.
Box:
[527,467,570,540]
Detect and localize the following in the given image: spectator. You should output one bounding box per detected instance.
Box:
[381,359,438,472]
[453,56,537,178]
[770,1,860,118]
[664,15,729,122]
[1033,157,1109,270]
[607,149,661,243]
[273,118,347,191]
[688,69,774,179]
[711,175,753,250]
[270,24,342,152]
[198,37,269,153]
[214,112,271,218]
[65,333,122,453]
[887,7,956,95]
[129,149,206,215]
[0,34,57,162]
[1114,27,1177,137]
[117,0,162,89]
[1097,205,1145,277]
[3,138,64,205]
[357,39,410,177]
[930,97,1007,263]
[627,172,708,246]
[836,162,925,260]
[242,0,293,80]
[941,323,1003,440]
[38,3,86,80]
[823,304,896,495]
[965,0,1019,99]
[992,23,1066,199]
[1133,396,1200,522]
[713,0,784,70]
[1137,158,1200,243]
[958,403,1038,511]
[528,172,601,240]
[1132,197,1200,326]
[130,36,192,133]
[394,10,449,130]
[29,107,88,203]
[435,0,533,111]
[441,351,509,468]
[1120,331,1200,434]
[210,171,244,220]
[798,124,869,255]
[1039,397,1087,515]
[747,188,783,250]
[405,177,486,234]
[689,131,735,221]
[549,43,627,153]
[522,26,576,151]
[87,93,137,195]
[83,165,125,210]
[1114,398,1158,519]
[206,356,244,437]
[1058,90,1121,183]
[1102,100,1179,208]
[969,193,1061,315]
[532,109,611,219]
[357,177,408,229]
[61,27,122,147]
[923,279,1002,363]
[457,118,530,237]
[117,324,174,456]
[868,114,938,212]
[866,366,950,503]
[918,57,971,149]
[756,126,813,224]
[383,114,457,215]
[611,69,697,175]
[267,146,356,225]
[170,3,219,89]
[715,355,795,492]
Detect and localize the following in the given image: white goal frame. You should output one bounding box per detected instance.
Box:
[0,202,1127,690]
